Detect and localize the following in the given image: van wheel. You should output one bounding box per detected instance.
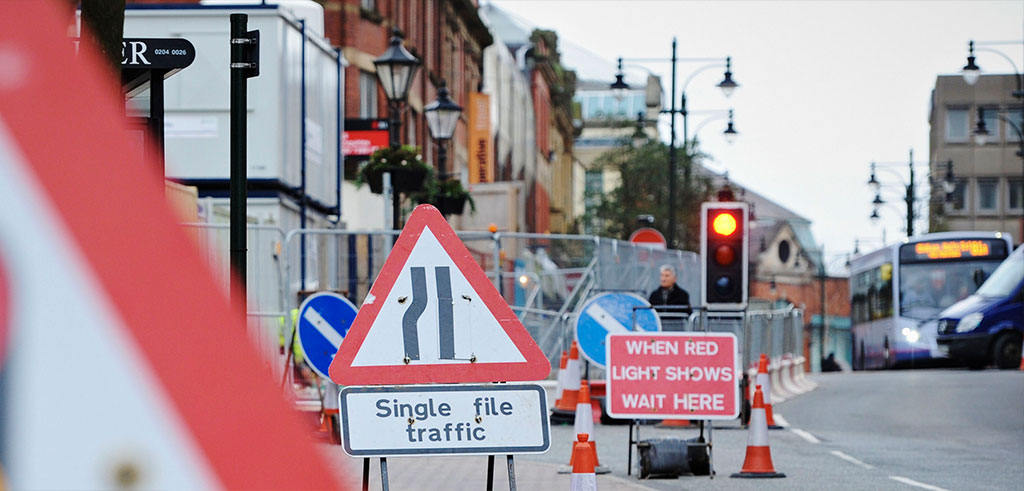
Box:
[992,333,1022,370]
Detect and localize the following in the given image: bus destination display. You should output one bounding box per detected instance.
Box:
[902,239,1006,261]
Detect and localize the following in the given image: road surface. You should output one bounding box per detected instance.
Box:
[322,368,1023,489]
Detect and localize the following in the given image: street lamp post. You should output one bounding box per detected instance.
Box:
[425,80,463,179]
[868,149,955,237]
[960,39,1024,230]
[634,108,738,148]
[613,42,738,247]
[374,30,421,229]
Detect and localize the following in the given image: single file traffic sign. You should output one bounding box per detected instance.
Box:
[605,332,740,420]
[339,384,550,456]
[296,292,357,379]
[575,292,661,367]
[329,204,550,385]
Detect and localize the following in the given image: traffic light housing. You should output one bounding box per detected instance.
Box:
[701,202,748,310]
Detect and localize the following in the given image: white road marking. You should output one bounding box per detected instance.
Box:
[584,303,629,334]
[772,414,789,427]
[889,476,949,491]
[790,428,820,443]
[303,307,345,348]
[830,450,875,469]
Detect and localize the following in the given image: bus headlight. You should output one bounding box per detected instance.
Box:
[955,312,984,333]
[902,327,921,343]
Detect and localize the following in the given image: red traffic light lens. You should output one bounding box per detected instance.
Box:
[712,212,737,236]
[714,245,736,265]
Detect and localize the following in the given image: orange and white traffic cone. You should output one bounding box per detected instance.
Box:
[570,434,598,491]
[560,381,609,474]
[554,350,569,406]
[754,354,783,429]
[730,385,786,479]
[552,342,582,423]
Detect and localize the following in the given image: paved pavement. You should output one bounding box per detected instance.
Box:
[316,368,1024,489]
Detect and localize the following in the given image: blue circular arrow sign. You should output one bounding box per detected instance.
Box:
[297,292,358,379]
[575,292,661,367]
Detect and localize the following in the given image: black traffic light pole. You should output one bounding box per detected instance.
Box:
[229,14,259,308]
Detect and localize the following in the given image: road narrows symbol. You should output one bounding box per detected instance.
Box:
[402,267,427,360]
[401,266,457,361]
[435,266,455,360]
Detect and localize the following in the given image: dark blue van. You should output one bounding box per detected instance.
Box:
[936,245,1024,369]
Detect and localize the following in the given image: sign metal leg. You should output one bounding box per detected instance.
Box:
[627,421,634,476]
[379,457,389,491]
[708,419,715,478]
[506,455,517,491]
[486,455,495,491]
[361,457,369,491]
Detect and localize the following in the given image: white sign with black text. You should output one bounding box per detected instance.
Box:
[339,384,550,457]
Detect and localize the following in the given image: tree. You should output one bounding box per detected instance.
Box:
[582,139,712,251]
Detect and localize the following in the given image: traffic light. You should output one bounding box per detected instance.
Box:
[701,202,748,310]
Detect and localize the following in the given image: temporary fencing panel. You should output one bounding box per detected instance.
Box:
[180,221,806,381]
[182,223,286,370]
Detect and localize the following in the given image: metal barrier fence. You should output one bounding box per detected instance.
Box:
[739,307,804,370]
[182,223,803,379]
[182,223,286,374]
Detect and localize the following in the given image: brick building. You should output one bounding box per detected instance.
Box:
[321,0,492,192]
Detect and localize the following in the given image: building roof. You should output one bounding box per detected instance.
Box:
[479,3,532,50]
[480,4,646,86]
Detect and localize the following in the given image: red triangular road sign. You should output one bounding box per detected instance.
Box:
[0,2,339,488]
[329,204,550,385]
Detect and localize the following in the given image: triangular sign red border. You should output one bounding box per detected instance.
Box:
[329,204,550,385]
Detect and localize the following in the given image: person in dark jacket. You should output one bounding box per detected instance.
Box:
[649,265,692,330]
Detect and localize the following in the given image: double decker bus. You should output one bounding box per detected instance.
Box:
[849,232,1012,369]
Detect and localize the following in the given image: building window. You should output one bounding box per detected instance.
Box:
[981,107,1000,141]
[949,179,967,212]
[976,178,998,212]
[361,0,375,10]
[1006,109,1023,142]
[359,71,378,119]
[945,108,968,142]
[1009,179,1023,210]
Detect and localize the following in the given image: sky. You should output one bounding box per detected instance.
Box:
[489,0,1023,268]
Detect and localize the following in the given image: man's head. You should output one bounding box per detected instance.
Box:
[930,269,946,291]
[659,265,677,289]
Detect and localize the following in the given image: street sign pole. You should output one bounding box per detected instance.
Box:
[229,14,259,308]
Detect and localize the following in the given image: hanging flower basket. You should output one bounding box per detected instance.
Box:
[436,194,469,215]
[357,145,431,194]
[413,178,475,216]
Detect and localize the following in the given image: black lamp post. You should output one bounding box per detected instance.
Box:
[425,80,462,179]
[959,39,1024,229]
[612,44,738,247]
[868,151,956,237]
[374,29,421,229]
[722,109,738,145]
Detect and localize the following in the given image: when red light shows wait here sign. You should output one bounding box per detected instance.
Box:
[605,332,740,420]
